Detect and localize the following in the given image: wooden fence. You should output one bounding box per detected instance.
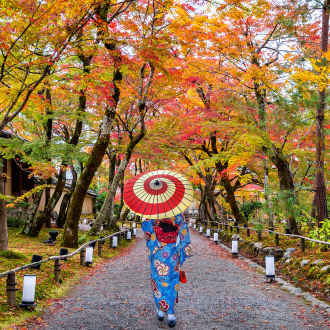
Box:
[0,227,134,307]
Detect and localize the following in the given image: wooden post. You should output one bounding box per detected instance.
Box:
[236,226,239,234]
[247,228,250,237]
[6,273,16,306]
[225,224,228,231]
[300,237,305,252]
[118,235,121,246]
[257,232,262,241]
[98,240,102,257]
[230,226,233,232]
[275,233,279,246]
[110,236,113,249]
[54,259,60,283]
[80,248,85,266]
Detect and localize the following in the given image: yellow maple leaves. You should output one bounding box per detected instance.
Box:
[292,52,330,91]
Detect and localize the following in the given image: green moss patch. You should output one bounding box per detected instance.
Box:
[0,250,26,260]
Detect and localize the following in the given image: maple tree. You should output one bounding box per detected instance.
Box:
[0,0,98,251]
[1,0,330,252]
[62,0,136,247]
[88,0,181,236]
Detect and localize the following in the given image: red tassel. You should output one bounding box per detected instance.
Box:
[179,270,186,283]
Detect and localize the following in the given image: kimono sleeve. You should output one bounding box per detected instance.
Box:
[175,213,193,266]
[142,219,160,261]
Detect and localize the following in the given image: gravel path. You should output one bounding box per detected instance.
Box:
[28,229,330,330]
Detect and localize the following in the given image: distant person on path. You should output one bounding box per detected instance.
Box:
[142,213,193,328]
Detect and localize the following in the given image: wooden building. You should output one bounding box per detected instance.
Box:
[1,132,96,215]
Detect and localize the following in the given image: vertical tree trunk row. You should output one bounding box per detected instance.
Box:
[0,156,8,250]
[314,0,330,226]
[57,165,78,228]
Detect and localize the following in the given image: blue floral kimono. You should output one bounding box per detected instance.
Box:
[142,213,193,314]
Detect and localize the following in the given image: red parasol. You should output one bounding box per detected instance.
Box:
[123,170,193,219]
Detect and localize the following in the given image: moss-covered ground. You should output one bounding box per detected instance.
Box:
[0,227,135,329]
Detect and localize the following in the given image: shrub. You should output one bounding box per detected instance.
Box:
[7,217,25,228]
[0,250,26,259]
[78,234,88,245]
[307,266,319,279]
[240,201,263,221]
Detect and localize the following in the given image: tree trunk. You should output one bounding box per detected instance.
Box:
[88,61,151,236]
[209,135,245,224]
[107,198,116,230]
[311,194,317,219]
[116,179,124,220]
[269,148,299,234]
[206,184,217,219]
[20,187,44,235]
[45,184,52,228]
[28,167,67,236]
[105,151,117,228]
[254,59,299,233]
[314,0,330,226]
[57,193,70,229]
[222,176,246,223]
[212,194,223,220]
[120,207,130,223]
[44,86,53,229]
[62,108,116,247]
[0,156,8,251]
[62,16,126,246]
[198,186,209,224]
[57,165,77,228]
[89,140,140,236]
[263,157,274,228]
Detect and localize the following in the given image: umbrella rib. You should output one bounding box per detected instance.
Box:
[124,186,149,201]
[161,188,178,219]
[168,188,193,196]
[139,170,161,219]
[165,185,190,210]
[156,169,159,221]
[158,169,168,219]
[140,187,156,219]
[165,183,187,213]
[125,188,150,213]
[125,175,158,210]
[162,181,193,203]
[168,187,193,198]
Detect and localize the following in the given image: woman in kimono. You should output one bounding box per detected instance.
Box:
[142,213,193,328]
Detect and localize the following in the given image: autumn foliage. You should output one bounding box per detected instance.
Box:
[0,0,329,248]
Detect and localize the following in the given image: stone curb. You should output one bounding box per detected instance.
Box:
[211,237,330,314]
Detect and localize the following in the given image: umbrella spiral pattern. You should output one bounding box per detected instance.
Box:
[123,170,193,219]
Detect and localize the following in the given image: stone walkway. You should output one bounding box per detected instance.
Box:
[28,229,330,329]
